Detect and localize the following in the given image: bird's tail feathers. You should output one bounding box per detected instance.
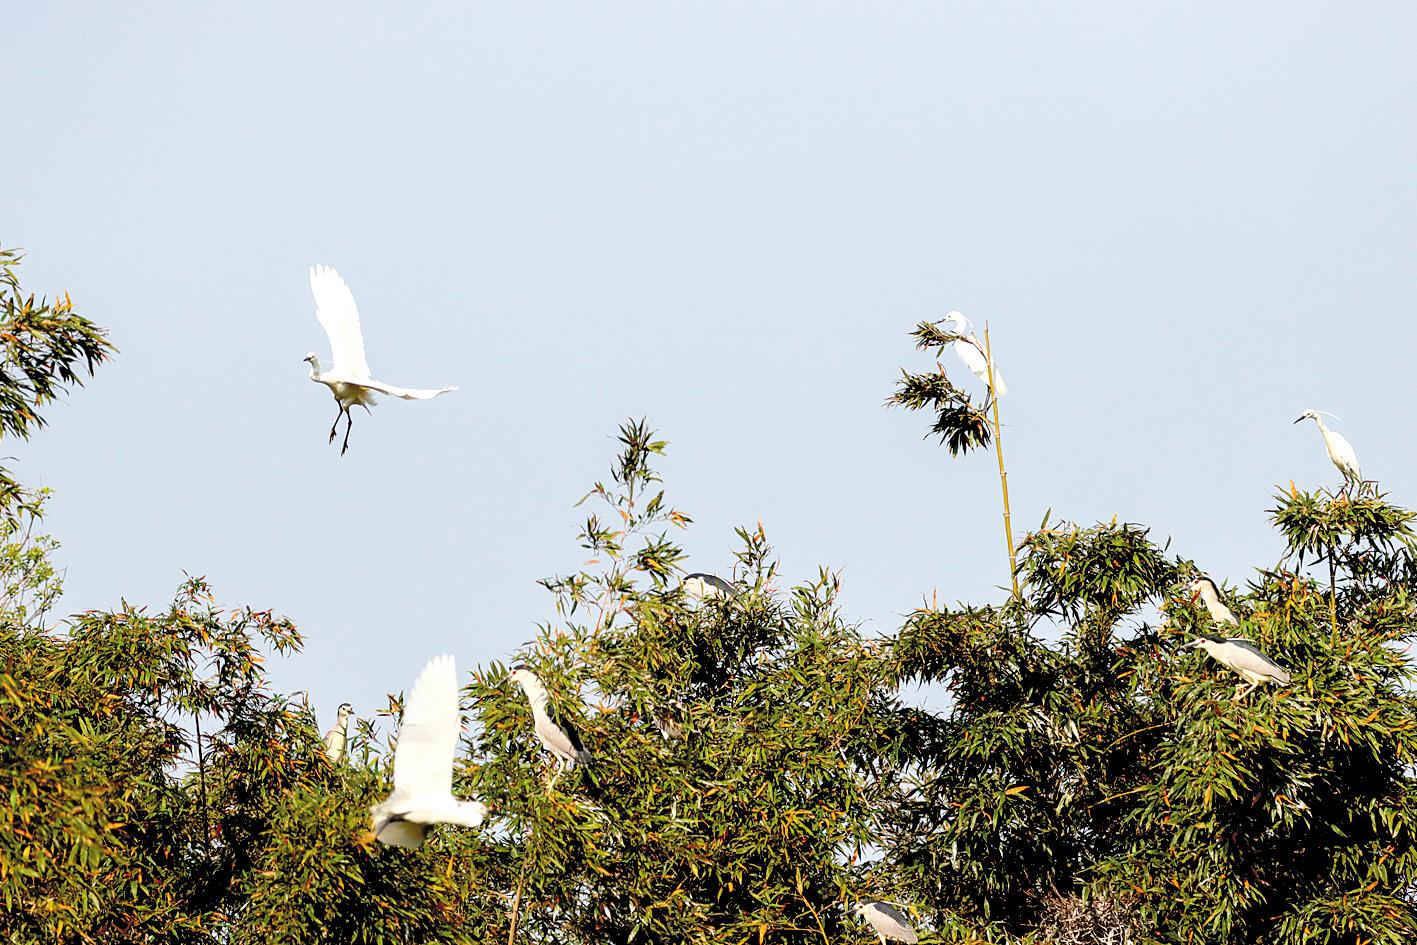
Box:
[445,800,489,828]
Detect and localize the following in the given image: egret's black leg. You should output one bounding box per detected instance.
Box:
[328,408,343,444]
[340,411,354,456]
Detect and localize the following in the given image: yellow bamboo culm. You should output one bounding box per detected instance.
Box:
[984,325,1020,600]
[507,857,528,944]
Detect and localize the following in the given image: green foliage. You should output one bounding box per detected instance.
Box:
[883,488,1417,944]
[888,320,993,456]
[468,423,914,944]
[4,258,1417,945]
[0,247,112,529]
[1017,516,1178,643]
[0,490,63,631]
[0,247,112,441]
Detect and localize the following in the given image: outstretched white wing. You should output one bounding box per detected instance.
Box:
[309,265,372,380]
[392,654,460,798]
[357,378,459,401]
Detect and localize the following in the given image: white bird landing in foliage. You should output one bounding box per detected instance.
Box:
[1188,577,1240,627]
[1187,634,1292,701]
[851,901,919,944]
[940,311,1006,398]
[681,572,734,602]
[509,666,591,770]
[323,702,354,762]
[370,655,487,849]
[304,265,457,455]
[1294,409,1361,488]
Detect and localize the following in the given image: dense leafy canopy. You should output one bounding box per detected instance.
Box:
[1,258,1415,944]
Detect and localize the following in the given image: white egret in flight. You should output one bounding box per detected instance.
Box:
[370,655,488,849]
[1294,409,1361,487]
[940,311,1006,397]
[305,265,457,455]
[323,702,354,762]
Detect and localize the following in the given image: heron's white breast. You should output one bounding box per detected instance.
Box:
[325,379,379,409]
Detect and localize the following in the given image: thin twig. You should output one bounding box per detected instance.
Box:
[797,878,832,945]
[1087,785,1148,812]
[984,325,1020,599]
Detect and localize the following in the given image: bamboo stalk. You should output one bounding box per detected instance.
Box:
[194,712,211,855]
[507,860,528,944]
[1328,554,1339,643]
[984,325,1020,599]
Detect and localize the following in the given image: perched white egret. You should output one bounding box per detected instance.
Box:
[1188,577,1240,627]
[370,655,488,849]
[1187,634,1292,701]
[681,572,734,602]
[851,901,919,944]
[1294,409,1361,486]
[305,265,457,455]
[323,702,354,762]
[940,311,1006,397]
[508,666,592,768]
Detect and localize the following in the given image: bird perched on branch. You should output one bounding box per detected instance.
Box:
[1187,576,1240,627]
[323,702,354,762]
[940,311,1007,398]
[1186,634,1292,701]
[370,655,487,849]
[509,666,592,772]
[851,901,919,944]
[681,572,734,602]
[1294,409,1361,488]
[304,265,457,455]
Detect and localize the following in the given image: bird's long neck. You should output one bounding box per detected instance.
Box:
[1312,416,1329,435]
[307,357,323,381]
[518,680,552,712]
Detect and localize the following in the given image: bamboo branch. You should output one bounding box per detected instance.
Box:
[984,325,1020,599]
[507,859,528,945]
[194,711,211,855]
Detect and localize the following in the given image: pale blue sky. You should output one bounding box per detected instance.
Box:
[7,4,1416,725]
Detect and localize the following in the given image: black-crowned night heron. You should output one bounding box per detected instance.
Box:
[1188,576,1240,627]
[1295,409,1361,486]
[323,702,354,762]
[651,698,686,740]
[851,901,919,944]
[681,572,734,601]
[369,655,488,849]
[1187,634,1292,701]
[509,666,592,769]
[305,265,457,455]
[939,311,1006,397]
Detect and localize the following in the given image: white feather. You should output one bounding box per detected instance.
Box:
[370,655,487,848]
[941,312,1007,397]
[853,901,919,943]
[310,265,372,381]
[305,266,457,453]
[1296,409,1362,483]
